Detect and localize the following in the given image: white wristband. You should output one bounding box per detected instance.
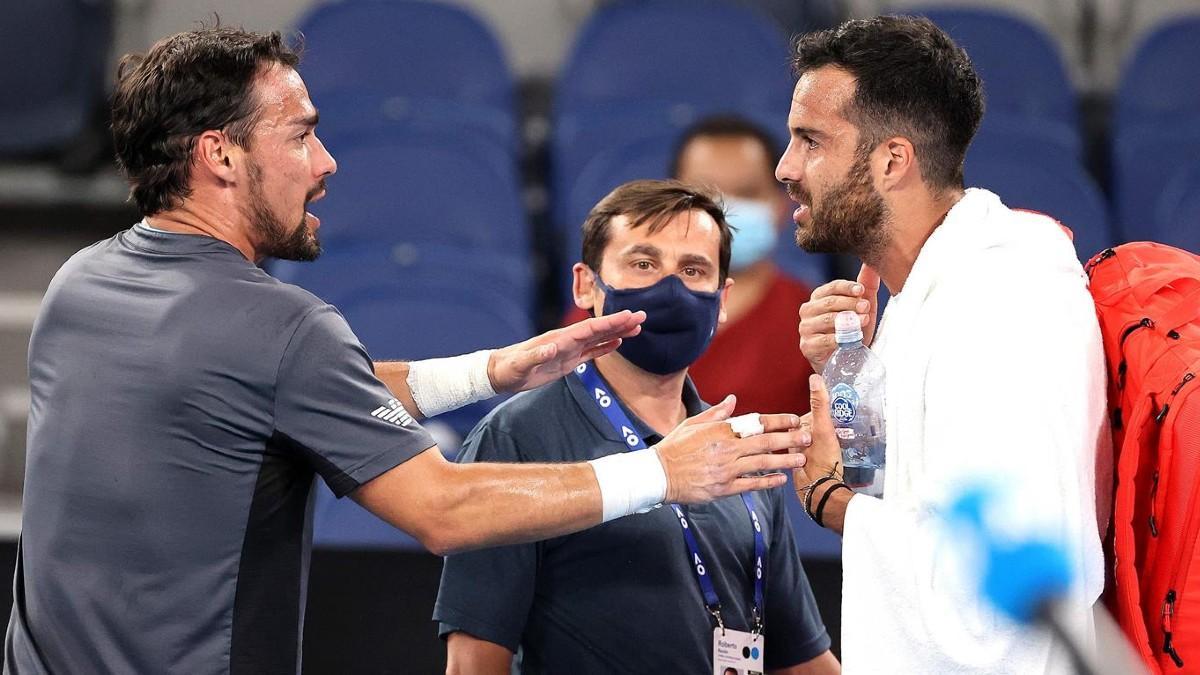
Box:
[405,350,497,417]
[588,449,668,522]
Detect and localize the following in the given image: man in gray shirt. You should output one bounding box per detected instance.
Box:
[4,28,809,674]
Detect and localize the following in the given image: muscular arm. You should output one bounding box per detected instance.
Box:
[445,632,513,675]
[372,311,648,419]
[353,406,808,555]
[353,446,603,555]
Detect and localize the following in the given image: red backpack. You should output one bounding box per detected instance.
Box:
[1086,242,1200,672]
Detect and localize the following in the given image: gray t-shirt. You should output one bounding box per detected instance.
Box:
[4,224,436,674]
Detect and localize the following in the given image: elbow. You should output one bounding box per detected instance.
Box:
[416,530,460,557]
[410,485,476,556]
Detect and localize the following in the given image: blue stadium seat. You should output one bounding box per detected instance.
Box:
[975,113,1082,160]
[913,7,1078,133]
[271,241,535,320]
[556,134,676,307]
[312,286,534,549]
[964,150,1112,261]
[0,0,112,154]
[557,0,790,114]
[552,0,793,218]
[1111,16,1200,243]
[1115,15,1200,131]
[1152,160,1200,253]
[296,0,518,151]
[553,104,787,221]
[313,132,529,257]
[1112,122,1200,243]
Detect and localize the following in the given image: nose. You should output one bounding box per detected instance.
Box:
[313,134,337,178]
[775,138,799,185]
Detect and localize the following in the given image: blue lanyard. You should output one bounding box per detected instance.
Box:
[574,362,766,631]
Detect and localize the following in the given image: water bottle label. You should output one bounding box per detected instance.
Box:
[830,383,858,424]
[836,428,857,440]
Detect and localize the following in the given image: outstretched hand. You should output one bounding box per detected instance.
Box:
[488,310,646,394]
[654,397,810,504]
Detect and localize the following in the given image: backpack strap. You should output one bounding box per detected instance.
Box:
[1160,287,1200,333]
[1112,394,1159,666]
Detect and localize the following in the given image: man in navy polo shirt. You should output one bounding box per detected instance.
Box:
[436,180,838,674]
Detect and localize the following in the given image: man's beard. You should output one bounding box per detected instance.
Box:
[246,162,323,262]
[791,146,890,261]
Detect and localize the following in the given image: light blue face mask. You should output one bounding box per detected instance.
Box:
[724,197,780,271]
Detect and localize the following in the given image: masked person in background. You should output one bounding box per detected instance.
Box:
[435,180,839,675]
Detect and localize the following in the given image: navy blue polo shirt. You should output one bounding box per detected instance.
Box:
[434,368,830,674]
[5,224,437,674]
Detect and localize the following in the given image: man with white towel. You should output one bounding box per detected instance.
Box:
[779,16,1109,673]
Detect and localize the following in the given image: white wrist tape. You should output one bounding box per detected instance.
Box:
[728,413,765,438]
[588,450,668,522]
[405,350,497,417]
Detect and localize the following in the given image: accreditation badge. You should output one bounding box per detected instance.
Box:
[712,627,765,675]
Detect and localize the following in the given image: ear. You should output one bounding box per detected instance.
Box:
[878,136,916,190]
[194,130,242,185]
[572,263,603,315]
[717,277,734,324]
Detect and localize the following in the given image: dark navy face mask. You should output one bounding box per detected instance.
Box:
[593,273,722,375]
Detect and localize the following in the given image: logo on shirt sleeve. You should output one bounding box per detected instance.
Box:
[370,398,415,428]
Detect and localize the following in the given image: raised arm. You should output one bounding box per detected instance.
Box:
[352,400,808,555]
[373,310,646,419]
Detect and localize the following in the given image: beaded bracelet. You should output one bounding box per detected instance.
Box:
[802,476,839,517]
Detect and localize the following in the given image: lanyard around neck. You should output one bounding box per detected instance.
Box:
[573,361,766,631]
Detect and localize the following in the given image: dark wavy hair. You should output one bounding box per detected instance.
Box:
[581,179,733,284]
[111,27,301,215]
[791,16,984,190]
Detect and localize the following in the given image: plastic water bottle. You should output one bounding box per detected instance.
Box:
[821,311,886,488]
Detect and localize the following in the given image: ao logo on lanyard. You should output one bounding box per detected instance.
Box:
[574,361,767,632]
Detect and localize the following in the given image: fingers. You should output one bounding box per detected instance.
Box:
[680,395,736,427]
[856,264,881,295]
[799,293,872,320]
[808,374,835,437]
[757,412,802,433]
[571,310,645,345]
[578,339,621,363]
[724,473,790,494]
[730,449,807,476]
[729,428,809,456]
[809,279,866,301]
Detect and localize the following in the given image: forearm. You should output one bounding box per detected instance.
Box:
[433,461,604,552]
[808,481,854,535]
[355,450,605,555]
[375,351,496,420]
[372,360,422,419]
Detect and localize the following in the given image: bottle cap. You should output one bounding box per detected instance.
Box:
[834,310,864,344]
